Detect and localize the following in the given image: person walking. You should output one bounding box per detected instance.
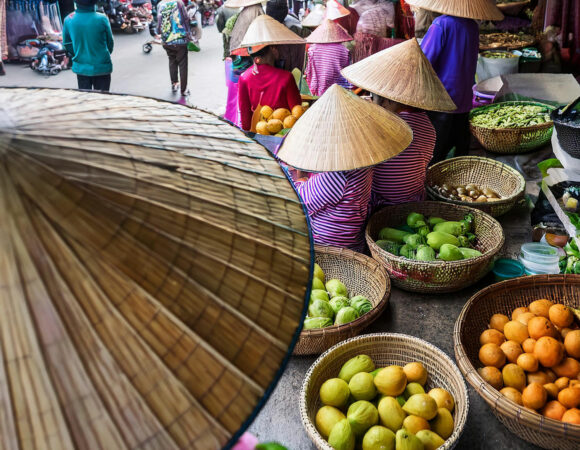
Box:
[156,0,191,97]
[62,0,114,91]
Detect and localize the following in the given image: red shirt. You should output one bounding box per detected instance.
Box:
[238,63,302,131]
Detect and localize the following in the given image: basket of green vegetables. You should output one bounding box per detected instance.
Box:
[366,202,504,293]
[469,101,555,154]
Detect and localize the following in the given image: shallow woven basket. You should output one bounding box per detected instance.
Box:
[454,275,580,449]
[300,333,469,450]
[426,156,526,217]
[293,245,390,356]
[469,101,555,154]
[366,202,504,293]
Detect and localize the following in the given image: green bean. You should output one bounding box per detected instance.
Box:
[471,104,552,129]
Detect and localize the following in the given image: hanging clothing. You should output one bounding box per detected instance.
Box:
[420,15,479,114]
[238,63,302,131]
[335,5,359,36]
[295,168,373,252]
[371,111,436,211]
[305,43,351,96]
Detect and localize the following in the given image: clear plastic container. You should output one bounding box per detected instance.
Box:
[518,255,560,275]
[520,243,560,265]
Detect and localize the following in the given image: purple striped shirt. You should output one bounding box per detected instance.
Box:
[305,43,352,97]
[371,111,436,212]
[295,168,373,252]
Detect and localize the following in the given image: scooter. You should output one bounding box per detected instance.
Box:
[104,0,148,33]
[23,37,70,75]
[200,0,220,27]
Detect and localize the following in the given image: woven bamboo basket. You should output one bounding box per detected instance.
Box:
[469,101,555,154]
[426,156,526,217]
[300,333,469,450]
[454,275,580,449]
[366,202,504,293]
[293,245,390,356]
[0,88,312,449]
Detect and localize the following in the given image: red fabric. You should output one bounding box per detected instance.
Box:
[238,63,302,131]
[351,32,404,63]
[335,6,359,36]
[397,0,415,39]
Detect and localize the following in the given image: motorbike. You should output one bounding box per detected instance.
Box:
[102,0,149,33]
[199,0,220,27]
[18,37,70,75]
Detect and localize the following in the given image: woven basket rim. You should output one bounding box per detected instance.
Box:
[453,274,580,437]
[469,101,555,131]
[365,201,505,266]
[300,332,470,450]
[425,156,526,208]
[299,245,390,337]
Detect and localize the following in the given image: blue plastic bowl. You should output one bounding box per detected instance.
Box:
[493,258,525,282]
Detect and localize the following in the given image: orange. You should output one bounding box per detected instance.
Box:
[541,400,567,420]
[543,383,559,399]
[570,380,580,388]
[489,313,510,332]
[504,320,529,344]
[512,306,529,321]
[527,371,552,385]
[479,343,506,368]
[534,336,564,368]
[502,364,527,391]
[555,377,570,390]
[558,387,580,408]
[545,368,558,383]
[553,357,580,379]
[480,329,506,346]
[529,299,554,318]
[516,312,536,325]
[522,338,537,354]
[500,387,523,405]
[527,316,558,340]
[291,105,304,119]
[562,408,580,424]
[500,340,523,364]
[478,366,503,390]
[564,330,580,359]
[549,304,574,328]
[522,382,547,410]
[561,327,573,338]
[517,353,539,372]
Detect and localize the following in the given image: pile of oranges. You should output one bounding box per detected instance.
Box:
[477,298,580,424]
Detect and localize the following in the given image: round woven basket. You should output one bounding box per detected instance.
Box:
[551,106,580,159]
[469,101,555,154]
[366,202,504,293]
[293,245,390,356]
[426,156,526,217]
[300,333,469,450]
[454,274,580,449]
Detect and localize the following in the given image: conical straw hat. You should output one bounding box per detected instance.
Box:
[325,0,350,20]
[405,0,503,21]
[302,4,325,28]
[277,84,412,172]
[224,0,262,8]
[240,14,306,48]
[341,38,456,112]
[306,18,352,43]
[0,87,311,449]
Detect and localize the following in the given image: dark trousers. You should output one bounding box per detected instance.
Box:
[163,44,188,92]
[77,74,111,91]
[427,111,471,166]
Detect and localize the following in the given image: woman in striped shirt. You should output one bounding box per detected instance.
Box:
[304,19,353,97]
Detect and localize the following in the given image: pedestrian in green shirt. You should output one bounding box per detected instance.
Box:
[62,0,114,91]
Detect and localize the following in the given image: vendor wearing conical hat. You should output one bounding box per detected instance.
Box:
[277,85,413,252]
[342,38,455,211]
[237,15,305,131]
[304,19,352,97]
[405,0,503,164]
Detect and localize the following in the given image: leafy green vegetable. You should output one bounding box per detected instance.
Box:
[538,158,563,178]
[471,104,552,129]
[256,443,288,450]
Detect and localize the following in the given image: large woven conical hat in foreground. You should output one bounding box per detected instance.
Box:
[405,0,503,21]
[277,84,413,172]
[240,14,306,48]
[0,88,311,449]
[306,18,352,44]
[341,38,456,112]
[325,0,350,20]
[223,0,261,8]
[302,3,325,28]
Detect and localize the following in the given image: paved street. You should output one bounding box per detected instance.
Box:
[0,25,226,116]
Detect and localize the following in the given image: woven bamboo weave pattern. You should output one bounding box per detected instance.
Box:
[293,245,390,355]
[300,333,469,449]
[454,275,580,449]
[0,88,312,449]
[426,156,526,217]
[366,202,504,293]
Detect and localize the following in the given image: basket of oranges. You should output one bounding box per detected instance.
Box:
[255,104,307,136]
[454,274,580,449]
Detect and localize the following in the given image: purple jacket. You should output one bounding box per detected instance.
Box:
[420,15,479,113]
